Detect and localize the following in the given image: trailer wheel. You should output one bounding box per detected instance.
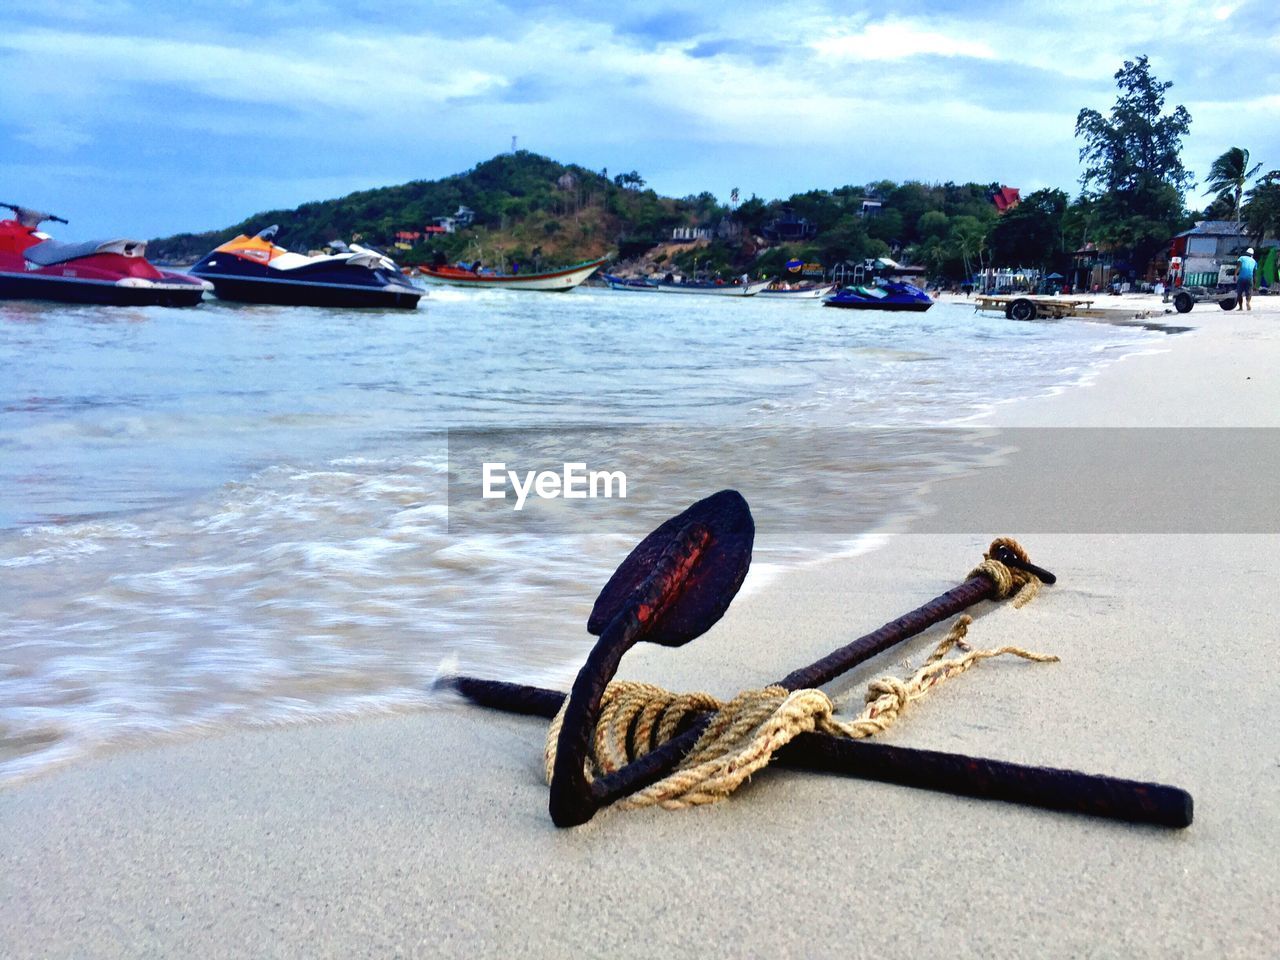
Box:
[1219,297,1237,311]
[1008,297,1037,322]
[1173,291,1194,314]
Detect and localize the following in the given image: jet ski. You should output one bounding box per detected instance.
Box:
[0,203,210,307]
[823,280,934,312]
[190,226,422,308]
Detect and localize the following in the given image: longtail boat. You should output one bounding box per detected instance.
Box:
[416,256,606,292]
[757,282,835,300]
[605,274,771,297]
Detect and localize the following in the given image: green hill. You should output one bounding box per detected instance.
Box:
[150,150,1016,281]
[149,152,720,268]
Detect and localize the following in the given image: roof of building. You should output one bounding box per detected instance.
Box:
[1173,220,1249,239]
[989,186,1021,213]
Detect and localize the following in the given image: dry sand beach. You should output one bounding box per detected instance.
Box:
[4,297,1279,958]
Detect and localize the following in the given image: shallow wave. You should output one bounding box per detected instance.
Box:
[0,295,1164,784]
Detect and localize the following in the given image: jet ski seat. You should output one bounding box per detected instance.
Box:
[24,238,142,266]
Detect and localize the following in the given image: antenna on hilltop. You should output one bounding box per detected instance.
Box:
[511,135,518,154]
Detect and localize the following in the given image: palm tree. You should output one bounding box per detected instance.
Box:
[950,217,989,285]
[914,235,950,279]
[1204,147,1263,223]
[1243,170,1280,243]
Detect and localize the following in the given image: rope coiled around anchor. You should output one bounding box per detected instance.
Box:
[544,538,1056,810]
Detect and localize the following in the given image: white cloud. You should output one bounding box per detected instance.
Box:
[813,21,997,62]
[16,120,93,152]
[0,29,509,115]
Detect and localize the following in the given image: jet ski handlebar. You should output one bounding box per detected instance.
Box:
[2,203,69,228]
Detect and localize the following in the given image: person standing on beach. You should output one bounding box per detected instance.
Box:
[1236,247,1258,310]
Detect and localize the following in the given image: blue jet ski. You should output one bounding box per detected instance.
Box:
[823,280,934,312]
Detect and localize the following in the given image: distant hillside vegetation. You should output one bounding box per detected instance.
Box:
[149,151,721,268]
[151,150,1030,282]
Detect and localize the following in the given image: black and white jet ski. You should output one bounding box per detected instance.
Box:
[190,225,422,308]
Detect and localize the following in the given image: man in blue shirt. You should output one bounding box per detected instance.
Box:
[1236,247,1258,311]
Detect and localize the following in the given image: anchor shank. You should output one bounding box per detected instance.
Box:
[775,574,996,690]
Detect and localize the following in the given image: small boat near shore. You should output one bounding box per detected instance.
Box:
[1,203,210,307]
[417,256,606,292]
[604,274,771,296]
[823,281,934,312]
[757,282,835,300]
[602,273,657,291]
[191,226,421,309]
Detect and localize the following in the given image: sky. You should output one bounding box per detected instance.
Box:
[1,1,1277,240]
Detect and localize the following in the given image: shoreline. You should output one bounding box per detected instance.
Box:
[0,294,1171,790]
[4,302,1279,957]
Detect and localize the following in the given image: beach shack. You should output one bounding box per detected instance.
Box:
[763,208,818,242]
[1070,242,1116,293]
[1167,220,1271,288]
[976,266,1041,293]
[1169,220,1248,287]
[830,257,925,287]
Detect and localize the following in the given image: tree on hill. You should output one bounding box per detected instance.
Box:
[613,170,646,191]
[733,195,770,235]
[785,189,849,232]
[866,208,904,246]
[1074,55,1192,272]
[917,210,949,240]
[1204,147,1263,224]
[886,183,933,245]
[988,188,1069,270]
[816,215,874,264]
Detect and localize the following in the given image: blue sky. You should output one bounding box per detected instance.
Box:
[2,1,1276,240]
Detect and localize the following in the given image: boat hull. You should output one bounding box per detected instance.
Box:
[822,299,933,312]
[0,271,207,307]
[602,274,657,291]
[608,277,771,296]
[191,253,422,309]
[823,281,934,312]
[758,284,835,300]
[418,258,605,292]
[196,274,421,309]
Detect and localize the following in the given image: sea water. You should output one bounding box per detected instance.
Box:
[0,288,1166,783]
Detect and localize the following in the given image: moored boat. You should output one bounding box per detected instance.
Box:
[602,273,658,291]
[0,203,210,307]
[417,256,606,292]
[190,226,421,309]
[823,280,934,312]
[757,282,835,300]
[607,275,771,296]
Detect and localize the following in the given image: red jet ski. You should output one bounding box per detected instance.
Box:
[0,203,209,307]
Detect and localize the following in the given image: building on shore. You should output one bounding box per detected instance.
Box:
[430,205,476,235]
[763,208,817,242]
[1070,242,1116,292]
[1168,220,1261,287]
